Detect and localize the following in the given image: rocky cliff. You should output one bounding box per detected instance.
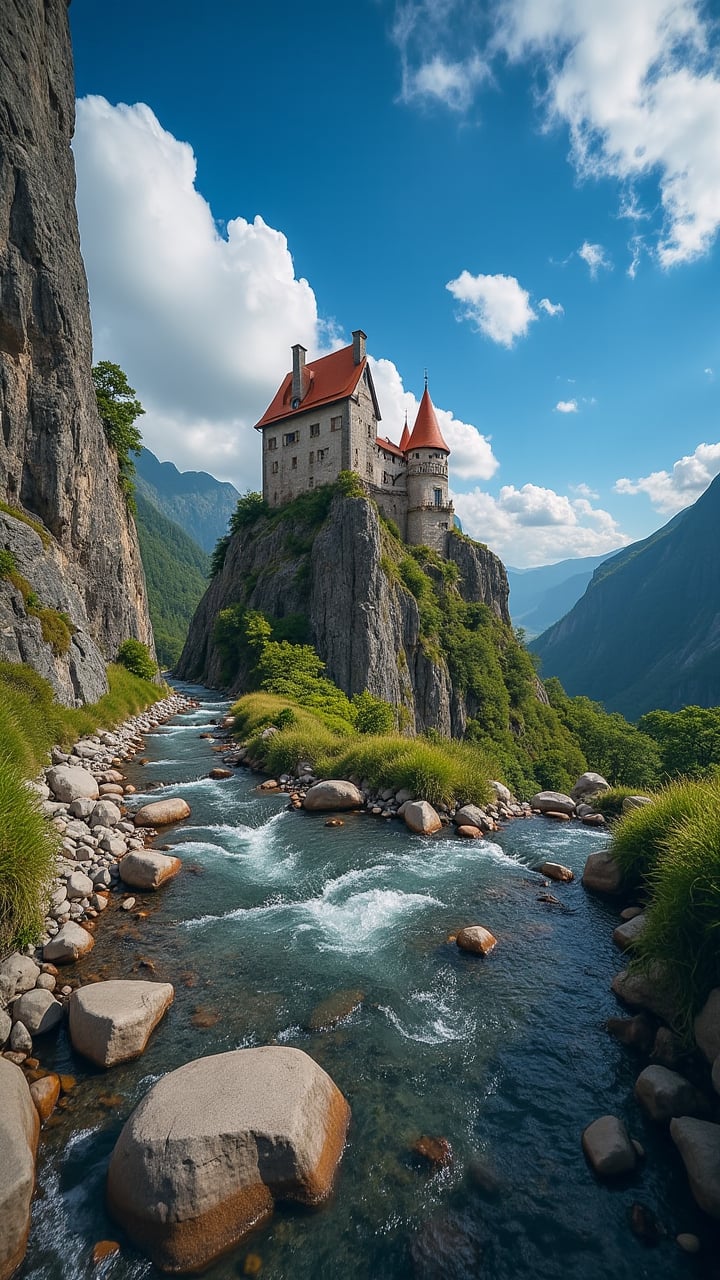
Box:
[178,493,511,736]
[0,0,153,702]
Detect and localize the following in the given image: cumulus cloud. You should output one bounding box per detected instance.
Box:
[538,297,564,316]
[73,96,319,486]
[392,1,490,110]
[577,241,611,278]
[614,442,720,513]
[446,271,537,346]
[369,357,498,481]
[453,482,628,566]
[570,482,600,500]
[555,399,578,413]
[404,54,490,111]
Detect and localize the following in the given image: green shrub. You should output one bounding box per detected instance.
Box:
[93,361,144,508]
[117,638,157,681]
[37,607,73,655]
[591,787,652,819]
[0,758,59,951]
[610,779,710,883]
[352,690,395,735]
[0,500,51,547]
[636,790,720,1030]
[0,549,16,577]
[337,470,365,498]
[229,492,269,533]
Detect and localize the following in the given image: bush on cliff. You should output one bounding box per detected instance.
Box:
[117,638,158,682]
[93,360,144,507]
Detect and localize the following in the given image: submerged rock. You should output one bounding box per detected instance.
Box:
[536,862,573,882]
[412,1135,453,1168]
[0,1059,39,1280]
[107,1046,350,1273]
[456,926,497,956]
[69,980,174,1068]
[308,989,364,1032]
[582,1115,636,1177]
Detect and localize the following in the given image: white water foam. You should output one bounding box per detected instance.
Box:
[380,968,476,1045]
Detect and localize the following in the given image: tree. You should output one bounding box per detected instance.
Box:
[92,361,145,507]
[117,639,157,681]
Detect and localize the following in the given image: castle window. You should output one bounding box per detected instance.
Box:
[331,415,342,432]
[284,430,299,446]
[309,477,314,488]
[267,437,277,451]
[271,461,278,475]
[309,451,314,465]
[383,472,389,485]
[434,488,442,507]
[318,448,326,462]
[291,456,297,469]
[310,423,320,438]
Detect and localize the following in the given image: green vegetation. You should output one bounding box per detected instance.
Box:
[589,787,651,819]
[0,661,165,950]
[638,705,720,779]
[210,491,271,577]
[0,500,51,547]
[92,360,145,508]
[610,779,709,884]
[134,491,209,667]
[0,548,74,655]
[117,638,158,682]
[546,679,661,788]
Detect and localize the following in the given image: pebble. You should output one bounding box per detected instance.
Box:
[122,898,136,911]
[676,1233,701,1254]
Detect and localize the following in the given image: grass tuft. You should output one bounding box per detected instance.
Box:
[610,779,709,883]
[0,758,59,952]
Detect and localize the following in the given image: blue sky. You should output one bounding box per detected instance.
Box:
[69,0,720,565]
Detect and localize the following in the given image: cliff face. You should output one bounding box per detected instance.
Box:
[178,494,512,736]
[0,0,153,701]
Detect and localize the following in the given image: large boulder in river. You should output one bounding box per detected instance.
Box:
[69,980,174,1068]
[611,965,681,1027]
[530,790,575,816]
[12,989,62,1036]
[45,764,99,803]
[403,801,442,835]
[571,772,610,802]
[454,804,490,831]
[134,797,191,827]
[612,913,647,951]
[670,1118,720,1218]
[0,954,40,1005]
[119,851,182,891]
[582,850,623,895]
[456,926,497,956]
[43,922,95,965]
[582,1115,636,1177]
[303,781,363,812]
[0,1058,39,1280]
[107,1046,351,1273]
[635,1065,706,1123]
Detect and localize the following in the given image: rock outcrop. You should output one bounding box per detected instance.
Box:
[0,0,153,704]
[178,493,511,736]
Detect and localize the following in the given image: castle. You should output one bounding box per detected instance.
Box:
[254,330,455,554]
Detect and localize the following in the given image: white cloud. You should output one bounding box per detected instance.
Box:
[405,54,489,111]
[73,96,319,487]
[555,399,578,413]
[570,482,599,499]
[453,482,629,566]
[392,1,490,111]
[577,241,611,278]
[446,271,537,346]
[615,442,720,513]
[705,367,715,378]
[538,296,564,316]
[369,357,498,481]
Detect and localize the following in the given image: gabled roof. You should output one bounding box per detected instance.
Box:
[376,436,406,459]
[254,344,381,429]
[406,387,450,453]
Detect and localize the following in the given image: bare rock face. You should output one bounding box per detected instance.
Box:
[107,1046,351,1273]
[0,0,153,697]
[69,980,174,1068]
[0,1058,39,1280]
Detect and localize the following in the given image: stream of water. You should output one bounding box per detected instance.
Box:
[18,683,712,1280]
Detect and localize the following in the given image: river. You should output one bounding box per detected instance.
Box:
[19,682,709,1279]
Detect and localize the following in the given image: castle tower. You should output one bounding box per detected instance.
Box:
[405,383,454,554]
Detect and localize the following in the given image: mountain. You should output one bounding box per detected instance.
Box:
[0,0,153,705]
[531,484,720,718]
[134,493,209,669]
[507,553,615,638]
[135,448,240,553]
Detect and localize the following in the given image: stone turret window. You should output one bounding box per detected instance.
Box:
[434,488,442,506]
[267,437,277,451]
[291,456,298,469]
[309,451,314,465]
[310,423,320,437]
[318,448,326,462]
[284,430,299,446]
[271,461,278,474]
[331,416,342,431]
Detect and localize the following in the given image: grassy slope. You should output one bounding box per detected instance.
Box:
[134,491,209,668]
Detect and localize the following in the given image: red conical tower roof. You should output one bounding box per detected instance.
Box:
[406,386,449,453]
[399,412,411,452]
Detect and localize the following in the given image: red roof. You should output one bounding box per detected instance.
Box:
[405,387,449,453]
[376,436,405,459]
[254,344,379,429]
[398,417,411,452]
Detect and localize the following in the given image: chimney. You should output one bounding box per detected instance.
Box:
[291,344,306,403]
[352,329,367,365]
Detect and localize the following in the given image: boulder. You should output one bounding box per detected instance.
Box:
[69,980,174,1068]
[536,862,574,883]
[606,1014,655,1053]
[12,990,62,1036]
[43,922,95,965]
[29,1074,60,1123]
[457,825,483,839]
[622,795,652,813]
[713,1055,720,1097]
[134,798,191,827]
[670,1118,720,1219]
[456,926,497,956]
[403,801,442,835]
[571,772,610,801]
[530,790,575,816]
[0,954,40,1005]
[90,799,122,828]
[611,966,681,1027]
[694,989,720,1064]
[612,913,647,951]
[66,870,94,901]
[0,1009,11,1048]
[107,1046,351,1273]
[45,765,99,803]
[582,1115,636,1177]
[119,850,182,891]
[69,796,95,819]
[582,813,606,826]
[209,768,232,780]
[489,781,513,805]
[0,1059,39,1280]
[635,1065,705,1123]
[454,804,490,831]
[10,1023,32,1055]
[302,781,363,812]
[582,850,623,895]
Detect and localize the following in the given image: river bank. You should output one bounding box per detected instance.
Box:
[3,682,716,1279]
